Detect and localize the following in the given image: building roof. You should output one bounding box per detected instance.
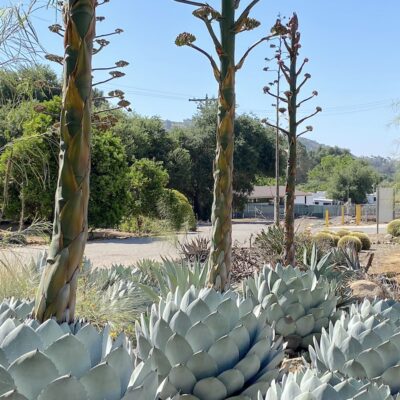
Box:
[248,185,312,200]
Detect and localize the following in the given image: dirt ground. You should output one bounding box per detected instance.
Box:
[366,234,400,278]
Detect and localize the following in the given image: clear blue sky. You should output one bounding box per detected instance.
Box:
[16,0,400,156]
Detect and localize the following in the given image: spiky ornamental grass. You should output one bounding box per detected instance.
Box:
[134,258,208,302]
[310,310,400,395]
[129,286,285,400]
[243,264,337,351]
[0,254,150,341]
[263,369,394,400]
[0,314,136,399]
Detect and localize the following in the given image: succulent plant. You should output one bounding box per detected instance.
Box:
[129,286,285,399]
[309,312,400,394]
[302,245,336,279]
[338,236,362,252]
[179,237,210,263]
[336,229,351,238]
[0,317,136,399]
[313,232,336,248]
[264,369,394,400]
[243,264,337,350]
[349,299,400,327]
[136,259,208,302]
[349,232,371,250]
[0,299,34,325]
[387,219,400,237]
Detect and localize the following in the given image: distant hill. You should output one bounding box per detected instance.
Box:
[298,137,327,152]
[163,119,192,131]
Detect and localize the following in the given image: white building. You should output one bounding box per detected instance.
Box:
[248,186,314,205]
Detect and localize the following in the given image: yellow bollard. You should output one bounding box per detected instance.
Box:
[325,209,329,227]
[355,204,361,225]
[341,206,345,225]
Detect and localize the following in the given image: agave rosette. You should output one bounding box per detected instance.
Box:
[129,286,285,400]
[263,369,394,400]
[0,316,135,399]
[310,311,400,394]
[0,299,34,325]
[349,299,400,326]
[243,264,337,350]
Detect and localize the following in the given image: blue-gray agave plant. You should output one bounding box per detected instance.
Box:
[0,316,136,399]
[243,264,337,350]
[263,369,394,400]
[0,299,34,325]
[128,286,285,400]
[310,311,400,395]
[349,299,400,326]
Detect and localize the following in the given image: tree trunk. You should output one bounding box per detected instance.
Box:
[18,185,25,232]
[207,0,235,291]
[34,0,95,323]
[284,135,296,265]
[0,150,13,223]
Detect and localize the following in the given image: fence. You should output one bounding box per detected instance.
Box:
[240,187,396,223]
[240,203,344,220]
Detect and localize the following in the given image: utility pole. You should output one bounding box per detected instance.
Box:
[264,32,283,226]
[189,94,217,109]
[274,37,282,226]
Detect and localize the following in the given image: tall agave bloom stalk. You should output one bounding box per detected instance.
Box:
[263,14,321,266]
[34,0,96,323]
[175,0,272,291]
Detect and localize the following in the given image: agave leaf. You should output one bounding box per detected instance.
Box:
[37,375,88,400]
[79,362,121,400]
[8,350,59,399]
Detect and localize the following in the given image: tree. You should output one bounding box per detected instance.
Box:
[112,114,176,165]
[0,65,60,106]
[0,96,60,224]
[305,155,347,192]
[165,147,193,197]
[34,0,96,323]
[175,0,273,290]
[128,158,169,218]
[89,131,130,228]
[158,189,196,231]
[263,14,321,266]
[329,162,377,203]
[305,155,379,203]
[170,105,276,220]
[0,1,42,69]
[296,141,312,184]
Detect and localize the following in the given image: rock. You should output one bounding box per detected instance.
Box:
[384,234,393,241]
[349,279,385,300]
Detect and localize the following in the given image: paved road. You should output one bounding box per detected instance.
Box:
[3,221,388,268]
[5,222,269,268]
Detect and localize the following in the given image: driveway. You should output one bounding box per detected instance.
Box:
[3,220,388,268]
[4,222,269,268]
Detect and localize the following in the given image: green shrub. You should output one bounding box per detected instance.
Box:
[338,235,362,252]
[158,188,196,231]
[119,215,170,235]
[387,219,400,237]
[89,131,130,228]
[350,231,371,250]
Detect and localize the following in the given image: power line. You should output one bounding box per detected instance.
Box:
[100,81,397,116]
